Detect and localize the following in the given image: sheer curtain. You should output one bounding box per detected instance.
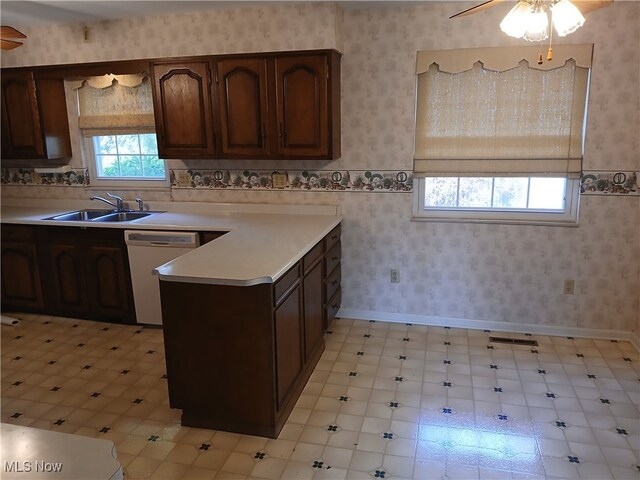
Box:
[413,44,592,178]
[71,74,155,135]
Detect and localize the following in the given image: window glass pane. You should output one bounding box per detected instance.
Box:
[424,177,458,207]
[118,155,143,176]
[96,155,119,177]
[91,133,165,181]
[116,134,141,154]
[529,177,565,210]
[139,134,158,154]
[94,136,117,154]
[458,177,492,207]
[493,177,528,209]
[141,156,165,178]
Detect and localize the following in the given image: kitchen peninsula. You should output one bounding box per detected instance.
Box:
[1,200,342,437]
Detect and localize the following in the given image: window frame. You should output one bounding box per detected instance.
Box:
[84,131,170,190]
[412,176,580,226]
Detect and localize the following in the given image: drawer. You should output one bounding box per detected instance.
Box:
[325,288,341,327]
[2,224,35,242]
[303,242,323,274]
[323,224,341,252]
[324,241,341,276]
[325,263,341,301]
[274,262,300,306]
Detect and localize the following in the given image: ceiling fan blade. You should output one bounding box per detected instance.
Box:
[573,0,614,15]
[1,26,26,39]
[1,39,23,50]
[449,0,506,19]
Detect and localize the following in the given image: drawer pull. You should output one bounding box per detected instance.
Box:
[330,235,338,240]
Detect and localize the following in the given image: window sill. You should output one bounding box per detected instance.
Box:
[85,185,171,192]
[411,215,579,227]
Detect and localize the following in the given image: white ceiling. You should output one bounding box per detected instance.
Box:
[0,0,438,27]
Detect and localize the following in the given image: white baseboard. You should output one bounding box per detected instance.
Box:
[336,308,640,351]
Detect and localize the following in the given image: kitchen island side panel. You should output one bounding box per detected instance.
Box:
[159,280,277,433]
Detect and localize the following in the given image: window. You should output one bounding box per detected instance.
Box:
[416,176,579,224]
[91,134,164,179]
[73,74,168,188]
[412,44,592,225]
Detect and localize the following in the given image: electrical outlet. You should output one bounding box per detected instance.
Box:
[390,269,400,283]
[272,173,287,189]
[563,279,575,295]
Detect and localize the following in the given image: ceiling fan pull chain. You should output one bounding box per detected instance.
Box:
[547,7,555,61]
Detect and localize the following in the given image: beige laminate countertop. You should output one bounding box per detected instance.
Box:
[1,200,342,286]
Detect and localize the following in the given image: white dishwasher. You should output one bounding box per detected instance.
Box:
[125,230,199,325]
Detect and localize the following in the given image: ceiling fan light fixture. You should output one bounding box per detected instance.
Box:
[551,0,585,36]
[523,7,549,41]
[499,1,531,38]
[500,1,549,42]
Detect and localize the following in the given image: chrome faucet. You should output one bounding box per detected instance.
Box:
[135,198,144,212]
[90,193,126,211]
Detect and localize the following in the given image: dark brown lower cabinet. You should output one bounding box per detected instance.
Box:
[159,223,341,438]
[1,224,135,324]
[1,225,45,311]
[44,228,134,323]
[47,242,89,314]
[275,282,303,409]
[303,256,325,364]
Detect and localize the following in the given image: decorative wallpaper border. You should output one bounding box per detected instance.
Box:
[1,168,89,187]
[1,167,413,192]
[581,171,639,195]
[3,167,638,197]
[169,169,413,192]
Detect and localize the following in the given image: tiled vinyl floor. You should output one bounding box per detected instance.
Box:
[1,314,639,480]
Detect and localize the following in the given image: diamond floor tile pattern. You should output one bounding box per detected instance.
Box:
[1,314,639,479]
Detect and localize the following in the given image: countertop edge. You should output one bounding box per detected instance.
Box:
[2,204,342,287]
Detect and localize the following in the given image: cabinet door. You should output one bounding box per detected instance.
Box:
[48,242,89,314]
[85,244,131,320]
[216,58,270,157]
[1,70,45,159]
[274,285,303,409]
[274,55,328,157]
[1,241,44,310]
[152,61,216,158]
[303,261,324,363]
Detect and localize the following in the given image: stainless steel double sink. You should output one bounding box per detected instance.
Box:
[44,209,162,223]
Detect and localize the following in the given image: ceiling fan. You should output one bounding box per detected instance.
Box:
[449,0,613,20]
[450,0,612,60]
[1,26,27,50]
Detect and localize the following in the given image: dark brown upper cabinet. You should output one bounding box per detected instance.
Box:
[1,70,71,161]
[152,61,216,159]
[274,54,329,158]
[215,58,271,158]
[214,50,341,160]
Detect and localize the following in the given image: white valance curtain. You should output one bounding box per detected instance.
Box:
[413,44,593,178]
[73,74,155,135]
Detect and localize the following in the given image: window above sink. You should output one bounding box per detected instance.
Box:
[73,74,169,189]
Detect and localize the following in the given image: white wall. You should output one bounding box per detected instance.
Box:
[2,1,638,334]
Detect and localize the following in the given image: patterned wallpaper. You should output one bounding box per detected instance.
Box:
[1,2,638,334]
